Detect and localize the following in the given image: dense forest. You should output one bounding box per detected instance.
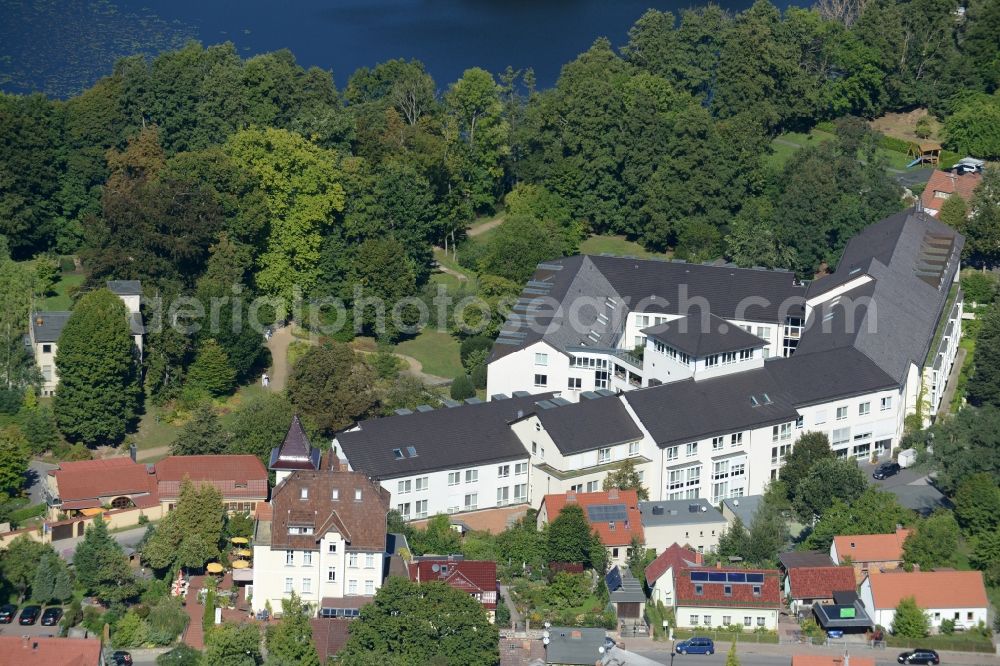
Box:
[1,0,999,414]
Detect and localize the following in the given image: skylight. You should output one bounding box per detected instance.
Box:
[406,446,417,458]
[392,448,404,460]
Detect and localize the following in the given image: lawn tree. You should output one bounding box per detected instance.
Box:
[793,457,867,521]
[547,503,598,567]
[73,516,138,604]
[902,511,960,570]
[891,597,930,638]
[603,458,650,500]
[143,479,225,571]
[338,577,499,666]
[803,488,913,551]
[286,343,376,436]
[53,288,140,445]
[1,535,51,600]
[954,473,1000,536]
[265,593,320,666]
[779,431,833,502]
[187,339,236,397]
[171,402,227,455]
[203,622,262,666]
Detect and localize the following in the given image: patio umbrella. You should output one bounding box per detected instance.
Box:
[234,548,252,558]
[230,537,249,545]
[206,562,224,574]
[231,560,250,569]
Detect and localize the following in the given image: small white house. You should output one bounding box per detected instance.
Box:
[859,570,989,633]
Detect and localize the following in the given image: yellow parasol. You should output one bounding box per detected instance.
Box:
[231,560,250,569]
[230,536,249,545]
[234,548,252,558]
[206,563,224,574]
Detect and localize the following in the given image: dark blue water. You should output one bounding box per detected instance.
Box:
[1,0,783,98]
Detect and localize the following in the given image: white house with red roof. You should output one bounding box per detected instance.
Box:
[674,566,783,631]
[859,569,989,632]
[408,556,499,621]
[537,489,643,567]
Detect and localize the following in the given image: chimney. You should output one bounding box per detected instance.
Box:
[129,443,137,462]
[716,560,722,570]
[608,488,619,500]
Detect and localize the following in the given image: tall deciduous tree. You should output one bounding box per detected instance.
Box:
[338,577,499,666]
[226,392,293,465]
[0,428,28,501]
[967,303,1000,407]
[902,511,960,570]
[1,535,51,600]
[265,593,319,666]
[54,288,140,445]
[143,479,225,571]
[960,167,1000,268]
[546,504,603,569]
[793,457,868,521]
[286,343,375,436]
[930,404,1000,493]
[203,622,261,666]
[171,403,227,455]
[603,459,650,500]
[891,597,930,638]
[804,489,913,551]
[186,339,236,398]
[73,517,138,604]
[780,432,833,502]
[954,473,1000,536]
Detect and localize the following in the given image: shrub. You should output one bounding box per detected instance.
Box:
[113,610,149,648]
[450,374,475,400]
[915,116,933,139]
[471,364,488,389]
[147,597,189,645]
[940,618,955,634]
[495,598,511,626]
[156,645,202,666]
[460,336,493,366]
[202,588,217,633]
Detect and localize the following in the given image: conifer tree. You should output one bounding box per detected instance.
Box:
[186,339,236,397]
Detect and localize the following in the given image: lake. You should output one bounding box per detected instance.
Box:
[1,0,788,98]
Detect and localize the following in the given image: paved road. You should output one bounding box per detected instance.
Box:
[631,645,999,665]
[25,460,56,506]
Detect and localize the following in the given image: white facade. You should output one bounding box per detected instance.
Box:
[675,605,779,631]
[858,577,988,633]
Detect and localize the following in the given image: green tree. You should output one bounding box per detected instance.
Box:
[114,610,150,648]
[146,597,189,645]
[945,92,1000,159]
[20,405,60,455]
[803,489,913,551]
[143,479,225,571]
[954,473,1000,535]
[338,577,499,666]
[938,194,968,230]
[54,289,140,444]
[961,167,1000,267]
[903,511,960,570]
[348,236,418,341]
[187,339,236,398]
[0,243,46,389]
[603,459,650,500]
[967,304,1000,407]
[286,343,376,436]
[172,403,227,455]
[793,457,867,521]
[961,270,998,305]
[547,504,600,568]
[726,640,740,666]
[156,645,201,666]
[410,514,462,556]
[780,431,833,502]
[450,374,475,401]
[891,597,930,638]
[224,127,345,301]
[930,404,1000,493]
[226,392,293,465]
[73,516,138,604]
[203,622,262,666]
[476,214,564,283]
[0,428,29,500]
[265,593,319,666]
[32,552,72,603]
[1,535,50,600]
[495,511,547,576]
[970,529,1000,585]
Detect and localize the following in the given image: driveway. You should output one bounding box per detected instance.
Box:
[858,459,927,490]
[25,460,56,506]
[53,525,149,562]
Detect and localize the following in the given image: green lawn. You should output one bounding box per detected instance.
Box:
[134,405,182,456]
[767,129,836,169]
[41,271,84,310]
[579,234,669,259]
[395,328,463,379]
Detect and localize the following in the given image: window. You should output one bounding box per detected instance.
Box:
[757,617,766,627]
[535,352,548,366]
[832,428,850,447]
[513,483,527,502]
[598,447,611,463]
[327,568,336,582]
[285,578,294,593]
[723,615,732,626]
[731,433,743,447]
[739,348,752,361]
[365,580,374,595]
[302,578,312,594]
[415,500,428,517]
[42,344,51,354]
[690,615,699,626]
[498,464,510,478]
[704,615,712,626]
[448,472,460,486]
[686,442,698,457]
[713,460,730,480]
[415,477,428,492]
[497,486,510,506]
[570,483,583,493]
[515,462,528,475]
[397,480,411,494]
[628,441,640,456]
[348,580,357,595]
[756,326,770,340]
[705,354,718,368]
[41,365,53,381]
[724,586,733,598]
[465,469,478,483]
[533,374,547,387]
[666,446,679,461]
[393,448,404,460]
[397,502,411,517]
[712,481,728,504]
[568,377,582,389]
[881,396,892,411]
[532,442,537,455]
[712,436,724,451]
[586,480,599,492]
[365,553,375,568]
[331,489,339,501]
[796,416,804,429]
[348,553,358,568]
[752,585,761,597]
[328,543,337,554]
[464,493,478,510]
[859,401,870,416]
[303,551,312,566]
[286,550,294,566]
[815,409,827,425]
[744,617,752,627]
[771,423,792,441]
[300,488,308,499]
[836,406,848,420]
[354,489,362,501]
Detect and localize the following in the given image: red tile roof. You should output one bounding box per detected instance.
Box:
[920,170,982,215]
[867,569,989,610]
[0,636,102,666]
[833,529,911,564]
[310,618,351,662]
[675,567,782,608]
[787,566,857,600]
[409,559,498,609]
[154,455,268,500]
[645,544,700,585]
[54,458,156,503]
[541,490,644,547]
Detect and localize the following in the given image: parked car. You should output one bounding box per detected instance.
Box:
[40,607,63,626]
[873,461,901,480]
[18,605,41,625]
[112,651,133,665]
[897,649,940,665]
[826,629,844,638]
[675,637,715,655]
[0,604,17,623]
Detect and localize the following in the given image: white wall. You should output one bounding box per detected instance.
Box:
[858,578,987,632]
[676,605,778,631]
[486,341,567,399]
[643,520,727,556]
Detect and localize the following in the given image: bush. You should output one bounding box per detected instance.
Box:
[881,135,912,154]
[940,618,955,634]
[156,645,202,666]
[113,610,149,648]
[495,597,510,626]
[61,599,83,635]
[450,374,476,400]
[460,336,493,366]
[916,116,933,139]
[147,597,189,645]
[471,364,488,389]
[202,588,217,633]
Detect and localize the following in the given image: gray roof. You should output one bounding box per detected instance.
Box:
[490,254,806,362]
[106,280,142,295]
[797,211,963,383]
[721,495,764,527]
[639,499,725,527]
[544,627,606,665]
[336,393,552,479]
[778,551,835,570]
[642,314,766,357]
[606,566,647,603]
[522,394,642,455]
[31,311,71,343]
[887,483,952,516]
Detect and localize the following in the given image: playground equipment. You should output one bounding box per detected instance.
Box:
[907,140,941,167]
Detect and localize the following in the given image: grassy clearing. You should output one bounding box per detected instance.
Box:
[767,129,836,169]
[134,405,181,455]
[579,234,669,259]
[395,328,463,379]
[41,271,84,310]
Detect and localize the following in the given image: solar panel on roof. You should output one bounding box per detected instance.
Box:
[690,571,709,582]
[728,573,746,583]
[586,504,628,522]
[746,573,764,583]
[708,572,726,582]
[605,567,622,591]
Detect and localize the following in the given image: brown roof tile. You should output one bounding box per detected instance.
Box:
[409,559,498,609]
[867,569,988,609]
[54,458,156,502]
[541,490,644,547]
[310,618,352,662]
[155,455,268,500]
[0,636,102,666]
[269,469,389,552]
[787,566,857,600]
[833,529,910,563]
[920,170,982,215]
[645,544,700,585]
[675,567,782,608]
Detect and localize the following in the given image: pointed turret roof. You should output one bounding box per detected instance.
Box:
[269,415,321,471]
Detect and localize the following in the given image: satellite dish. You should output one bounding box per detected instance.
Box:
[431,564,440,572]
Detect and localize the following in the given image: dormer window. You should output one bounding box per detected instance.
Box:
[393,448,404,460]
[752,585,761,597]
[332,489,339,501]
[354,489,362,501]
[300,488,308,500]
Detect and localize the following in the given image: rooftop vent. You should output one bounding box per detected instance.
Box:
[688,503,700,513]
[651,506,665,515]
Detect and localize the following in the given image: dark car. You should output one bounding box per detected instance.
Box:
[0,604,17,624]
[897,649,940,664]
[873,461,901,480]
[675,637,715,655]
[18,605,41,625]
[112,651,133,665]
[40,607,63,626]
